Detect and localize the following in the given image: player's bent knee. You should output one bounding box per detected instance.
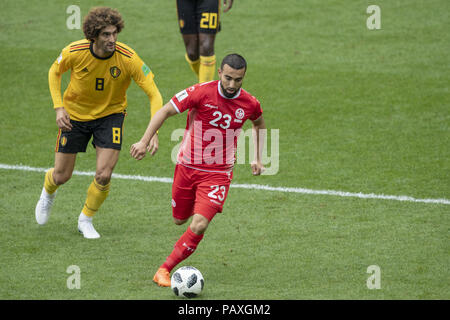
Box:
[199,45,214,57]
[183,36,199,60]
[52,171,72,185]
[190,222,208,235]
[173,218,188,225]
[199,36,215,56]
[190,214,209,235]
[95,172,112,186]
[186,50,199,62]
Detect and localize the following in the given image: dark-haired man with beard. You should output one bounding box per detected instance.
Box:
[131,53,266,286]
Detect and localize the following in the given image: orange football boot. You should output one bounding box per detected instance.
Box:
[153,267,171,287]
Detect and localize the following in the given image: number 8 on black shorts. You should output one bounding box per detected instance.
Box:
[55,112,125,153]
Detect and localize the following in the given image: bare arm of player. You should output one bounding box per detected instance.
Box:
[48,62,72,132]
[250,115,266,175]
[130,102,178,160]
[147,134,159,156]
[223,0,234,13]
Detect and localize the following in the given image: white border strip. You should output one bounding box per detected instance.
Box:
[1,163,448,205]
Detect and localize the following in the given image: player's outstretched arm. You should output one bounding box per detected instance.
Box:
[250,115,266,175]
[130,102,178,160]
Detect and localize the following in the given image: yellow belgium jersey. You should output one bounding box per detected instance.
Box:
[49,39,162,121]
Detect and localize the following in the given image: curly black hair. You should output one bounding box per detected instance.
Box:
[83,7,124,42]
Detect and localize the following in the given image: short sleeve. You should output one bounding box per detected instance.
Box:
[170,84,200,114]
[249,97,263,120]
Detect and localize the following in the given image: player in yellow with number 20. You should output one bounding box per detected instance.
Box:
[35,7,163,239]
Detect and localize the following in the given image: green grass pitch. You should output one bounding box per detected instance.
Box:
[0,0,448,300]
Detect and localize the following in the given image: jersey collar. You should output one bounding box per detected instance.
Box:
[89,42,115,60]
[218,81,241,100]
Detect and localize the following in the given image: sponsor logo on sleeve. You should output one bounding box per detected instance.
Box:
[142,63,151,76]
[176,90,188,102]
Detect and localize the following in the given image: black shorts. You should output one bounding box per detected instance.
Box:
[55,113,125,153]
[176,0,221,34]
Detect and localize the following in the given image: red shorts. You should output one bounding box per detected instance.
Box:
[172,164,233,222]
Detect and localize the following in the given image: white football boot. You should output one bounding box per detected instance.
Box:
[77,213,101,239]
[35,187,57,225]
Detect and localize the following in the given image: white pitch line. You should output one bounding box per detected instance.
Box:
[1,163,449,205]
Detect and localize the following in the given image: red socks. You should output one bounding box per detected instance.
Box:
[161,227,204,272]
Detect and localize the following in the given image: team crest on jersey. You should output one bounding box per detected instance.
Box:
[179,19,185,28]
[235,108,245,119]
[61,136,67,147]
[110,66,121,78]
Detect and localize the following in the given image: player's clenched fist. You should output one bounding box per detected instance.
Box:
[130,141,147,160]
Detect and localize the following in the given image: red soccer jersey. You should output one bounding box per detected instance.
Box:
[170,80,263,172]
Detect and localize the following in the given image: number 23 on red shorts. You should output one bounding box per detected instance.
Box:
[171,164,233,222]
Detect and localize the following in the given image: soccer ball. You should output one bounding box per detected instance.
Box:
[171,266,204,298]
